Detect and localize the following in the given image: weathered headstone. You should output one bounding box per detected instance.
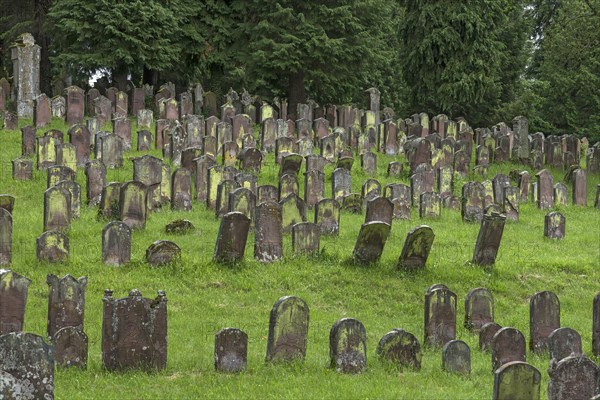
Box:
[46,274,87,338]
[214,328,248,373]
[314,198,340,236]
[0,209,12,265]
[493,361,541,400]
[280,194,306,234]
[265,296,310,362]
[254,201,283,262]
[146,241,181,266]
[536,169,554,210]
[424,284,456,347]
[472,212,506,266]
[352,221,391,264]
[464,288,494,332]
[442,340,470,375]
[36,230,69,263]
[102,221,132,266]
[397,225,435,270]
[419,192,441,219]
[52,326,88,369]
[44,185,71,231]
[548,327,582,363]
[329,318,367,374]
[572,168,587,206]
[376,329,421,370]
[119,181,147,229]
[548,355,599,400]
[171,168,192,211]
[98,182,121,220]
[0,270,30,334]
[479,322,502,352]
[461,182,485,222]
[165,219,195,235]
[492,327,526,371]
[54,179,81,220]
[332,168,352,203]
[214,212,251,263]
[292,222,320,256]
[544,211,565,239]
[530,290,560,354]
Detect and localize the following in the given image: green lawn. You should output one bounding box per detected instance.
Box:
[1,117,599,399]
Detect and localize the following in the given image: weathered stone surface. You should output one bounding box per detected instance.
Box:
[46,274,87,338]
[171,168,193,211]
[44,185,71,232]
[258,185,278,204]
[332,168,352,203]
[84,160,106,206]
[254,201,283,262]
[572,168,587,206]
[464,288,494,332]
[553,182,568,207]
[0,332,54,399]
[472,212,506,266]
[503,186,520,221]
[36,230,69,263]
[530,290,560,354]
[419,192,441,219]
[266,296,309,362]
[216,180,240,218]
[424,284,456,348]
[215,328,247,373]
[12,156,33,180]
[146,241,181,266]
[365,196,393,226]
[214,212,251,263]
[548,327,582,363]
[548,355,599,400]
[0,270,30,334]
[398,225,435,270]
[292,222,320,256]
[279,194,306,234]
[52,326,88,369]
[314,198,340,236]
[119,181,147,229]
[165,219,195,234]
[376,329,421,370]
[442,340,470,375]
[37,136,58,170]
[479,322,502,352]
[54,180,81,220]
[492,327,526,371]
[536,169,554,210]
[102,289,167,371]
[98,182,121,220]
[493,361,541,400]
[352,221,391,264]
[65,86,84,125]
[102,221,131,266]
[47,165,75,188]
[329,318,367,374]
[544,211,565,239]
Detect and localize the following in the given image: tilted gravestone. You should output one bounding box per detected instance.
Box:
[548,327,582,363]
[397,225,435,270]
[472,212,506,266]
[102,221,132,266]
[292,222,320,256]
[36,231,69,263]
[424,284,456,348]
[548,355,599,400]
[146,241,181,266]
[463,287,494,334]
[479,322,502,352]
[352,221,391,264]
[0,332,54,399]
[491,327,526,371]
[254,201,283,262]
[329,318,367,374]
[119,181,147,229]
[0,208,12,265]
[442,340,470,375]
[102,289,167,371]
[0,270,31,334]
[530,290,560,354]
[214,212,251,263]
[214,328,248,373]
[544,211,565,239]
[376,329,421,370]
[266,296,309,362]
[493,361,541,400]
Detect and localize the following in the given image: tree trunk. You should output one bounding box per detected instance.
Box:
[288,71,306,120]
[143,67,159,88]
[112,67,128,91]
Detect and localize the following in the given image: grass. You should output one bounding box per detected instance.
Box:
[1,116,599,399]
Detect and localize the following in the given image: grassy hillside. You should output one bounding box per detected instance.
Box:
[1,117,599,399]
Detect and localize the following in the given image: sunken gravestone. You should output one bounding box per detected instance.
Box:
[146,241,181,266]
[472,212,506,266]
[352,221,391,264]
[376,329,422,370]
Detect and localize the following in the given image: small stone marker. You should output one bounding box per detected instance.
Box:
[0,332,54,399]
[472,212,506,266]
[544,211,565,239]
[12,156,33,180]
[214,212,251,263]
[36,230,69,263]
[0,270,31,334]
[102,221,131,266]
[214,328,248,373]
[254,201,283,262]
[146,240,181,266]
[464,287,494,332]
[102,289,167,371]
[165,219,195,234]
[424,284,456,348]
[530,290,560,354]
[376,329,421,370]
[442,340,470,375]
[397,225,435,270]
[266,296,309,362]
[492,327,526,371]
[329,318,367,374]
[52,326,88,369]
[493,361,541,400]
[548,355,599,400]
[548,327,582,363]
[479,322,502,352]
[352,221,391,264]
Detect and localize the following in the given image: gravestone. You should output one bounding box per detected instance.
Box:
[113,117,132,151]
[0,332,54,399]
[554,183,568,207]
[216,180,240,218]
[193,156,214,204]
[214,328,247,373]
[492,327,526,371]
[213,212,251,263]
[292,222,320,256]
[164,219,195,235]
[0,195,14,215]
[98,182,121,220]
[352,221,391,264]
[46,274,87,337]
[419,192,441,219]
[361,152,377,175]
[332,168,352,203]
[119,181,147,229]
[548,327,582,363]
[36,231,69,263]
[51,95,66,120]
[544,212,565,239]
[13,156,33,180]
[329,318,367,374]
[365,197,393,226]
[530,291,560,354]
[342,193,363,214]
[410,170,435,206]
[137,129,152,151]
[54,179,81,219]
[254,201,283,262]
[102,289,167,371]
[266,296,310,362]
[239,148,263,173]
[258,185,278,204]
[11,33,40,117]
[376,329,421,370]
[493,362,541,400]
[102,221,132,266]
[278,174,299,201]
[84,160,106,206]
[315,198,340,236]
[536,169,554,210]
[52,326,88,369]
[462,182,485,222]
[21,125,37,156]
[44,185,71,231]
[171,168,193,211]
[65,86,84,125]
[0,209,12,265]
[503,186,520,221]
[304,170,325,209]
[397,225,435,270]
[362,179,382,206]
[98,133,124,168]
[572,169,587,206]
[387,162,403,178]
[0,270,30,334]
[479,322,502,352]
[280,194,306,234]
[548,355,599,400]
[464,288,494,332]
[492,174,511,205]
[146,241,181,266]
[472,212,506,266]
[37,135,58,170]
[228,187,256,223]
[442,340,470,375]
[34,94,51,127]
[424,284,456,347]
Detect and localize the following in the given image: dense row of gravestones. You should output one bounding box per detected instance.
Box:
[3,271,600,399]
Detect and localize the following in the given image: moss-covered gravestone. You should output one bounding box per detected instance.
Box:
[397,225,435,270]
[352,221,391,264]
[314,198,340,236]
[0,208,12,265]
[332,168,351,203]
[292,222,320,256]
[36,231,69,263]
[12,156,33,180]
[85,160,106,206]
[330,318,367,374]
[493,361,541,400]
[442,340,470,375]
[548,355,598,400]
[214,212,251,263]
[266,296,309,362]
[119,181,147,229]
[43,185,71,232]
[376,329,421,370]
[544,211,565,239]
[102,221,131,266]
[146,241,181,266]
[280,194,306,234]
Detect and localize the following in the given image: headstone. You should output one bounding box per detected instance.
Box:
[548,355,599,400]
[554,182,568,207]
[254,201,283,262]
[46,274,87,338]
[216,180,240,218]
[544,211,565,239]
[98,133,124,168]
[292,222,320,256]
[44,185,71,231]
[536,169,554,210]
[228,187,256,223]
[492,327,526,371]
[424,284,456,347]
[65,86,85,125]
[464,288,494,332]
[442,340,470,375]
[530,291,560,354]
[12,156,33,180]
[419,192,441,219]
[0,209,12,265]
[329,318,367,374]
[36,230,69,263]
[0,270,30,334]
[164,219,195,235]
[352,221,391,264]
[112,117,131,151]
[314,198,340,236]
[572,169,587,206]
[365,197,393,226]
[332,168,352,203]
[37,135,58,170]
[52,325,88,369]
[397,225,435,270]
[11,33,40,117]
[493,361,541,400]
[171,168,193,211]
[102,221,132,266]
[257,185,278,204]
[214,328,247,373]
[480,322,502,352]
[503,186,520,221]
[98,182,121,220]
[548,327,582,363]
[119,181,147,229]
[102,289,167,371]
[146,241,181,266]
[492,174,511,205]
[410,169,435,206]
[280,194,306,234]
[461,182,485,222]
[214,212,251,263]
[472,212,506,266]
[266,296,310,362]
[34,93,51,127]
[361,152,377,175]
[376,329,421,370]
